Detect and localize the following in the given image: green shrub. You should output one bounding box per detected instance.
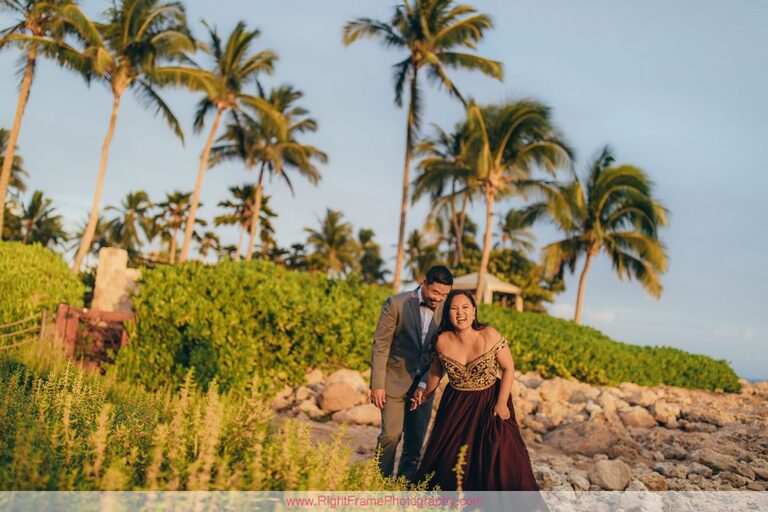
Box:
[0,340,411,491]
[0,241,84,324]
[115,260,390,394]
[115,259,739,394]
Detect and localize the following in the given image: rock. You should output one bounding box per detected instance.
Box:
[747,481,768,491]
[682,421,717,433]
[269,385,295,410]
[585,400,603,416]
[305,368,324,385]
[520,372,543,389]
[537,378,574,402]
[653,462,688,479]
[650,400,680,425]
[296,398,325,419]
[535,401,573,429]
[569,473,590,491]
[661,444,688,461]
[295,386,315,402]
[318,382,367,412]
[689,449,740,473]
[638,472,668,491]
[551,482,574,491]
[567,382,601,403]
[523,416,548,435]
[718,471,749,488]
[331,403,381,426]
[619,406,657,429]
[735,462,756,480]
[326,369,368,393]
[687,462,713,478]
[588,459,632,491]
[534,466,561,490]
[626,479,649,491]
[752,464,768,481]
[606,438,644,461]
[625,388,659,408]
[544,419,626,456]
[681,406,733,427]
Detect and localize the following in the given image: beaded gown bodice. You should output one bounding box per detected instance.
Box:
[436,338,507,391]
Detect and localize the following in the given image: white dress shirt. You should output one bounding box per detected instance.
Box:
[416,287,434,390]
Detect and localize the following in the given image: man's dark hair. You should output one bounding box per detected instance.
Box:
[424,265,453,286]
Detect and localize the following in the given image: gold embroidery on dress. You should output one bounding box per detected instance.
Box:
[435,337,507,391]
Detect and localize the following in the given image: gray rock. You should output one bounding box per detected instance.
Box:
[653,462,688,479]
[687,462,713,478]
[588,459,632,491]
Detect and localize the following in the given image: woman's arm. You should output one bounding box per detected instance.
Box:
[493,339,515,420]
[410,335,445,410]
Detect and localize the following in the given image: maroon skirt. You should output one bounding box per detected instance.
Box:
[415,379,540,491]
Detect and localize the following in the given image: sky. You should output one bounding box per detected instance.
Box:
[1,1,766,379]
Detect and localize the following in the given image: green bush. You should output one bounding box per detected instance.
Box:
[0,339,411,491]
[115,260,390,394]
[115,259,739,394]
[0,241,84,324]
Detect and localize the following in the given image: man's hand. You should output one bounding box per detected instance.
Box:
[370,388,387,409]
[409,387,426,411]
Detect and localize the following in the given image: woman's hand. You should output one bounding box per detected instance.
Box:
[493,402,510,420]
[410,388,426,410]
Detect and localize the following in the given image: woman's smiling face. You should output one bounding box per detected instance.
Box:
[449,293,474,330]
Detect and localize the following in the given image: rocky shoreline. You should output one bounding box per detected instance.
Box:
[269,369,768,491]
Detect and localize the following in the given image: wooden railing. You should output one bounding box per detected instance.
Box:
[0,310,47,351]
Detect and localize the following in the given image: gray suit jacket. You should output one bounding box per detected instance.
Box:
[370,287,444,397]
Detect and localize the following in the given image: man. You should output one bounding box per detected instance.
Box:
[369,265,453,480]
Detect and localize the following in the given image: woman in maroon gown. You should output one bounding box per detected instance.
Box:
[410,290,541,492]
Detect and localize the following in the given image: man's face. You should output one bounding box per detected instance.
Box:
[421,279,451,309]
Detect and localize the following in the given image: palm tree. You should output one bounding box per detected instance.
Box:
[304,208,357,277]
[154,190,205,264]
[105,190,152,257]
[18,190,67,247]
[211,85,326,260]
[497,207,536,254]
[413,123,475,266]
[70,214,110,259]
[69,0,194,273]
[213,183,255,260]
[152,20,284,263]
[535,146,669,324]
[0,128,29,201]
[358,228,389,284]
[0,0,90,237]
[194,230,220,260]
[405,229,441,282]
[465,100,572,299]
[343,0,502,291]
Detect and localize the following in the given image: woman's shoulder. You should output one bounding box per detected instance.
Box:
[481,324,501,339]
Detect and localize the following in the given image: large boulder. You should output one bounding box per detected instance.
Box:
[545,418,626,456]
[588,459,632,491]
[625,388,660,408]
[269,385,295,411]
[332,403,381,426]
[537,378,575,402]
[649,400,680,426]
[326,369,368,393]
[318,382,367,412]
[619,406,657,429]
[689,448,740,473]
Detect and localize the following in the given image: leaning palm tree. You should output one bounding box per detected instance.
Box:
[0,0,91,236]
[70,214,110,260]
[0,128,29,200]
[104,190,152,257]
[211,85,326,260]
[304,208,357,278]
[153,20,284,263]
[153,190,204,264]
[465,100,572,299]
[68,0,194,273]
[497,207,536,254]
[343,0,502,291]
[413,123,475,266]
[535,146,669,324]
[18,190,67,247]
[213,183,255,260]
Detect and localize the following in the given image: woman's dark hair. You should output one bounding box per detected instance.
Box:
[425,265,453,286]
[438,290,487,335]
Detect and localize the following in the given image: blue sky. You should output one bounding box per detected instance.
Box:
[1,1,766,379]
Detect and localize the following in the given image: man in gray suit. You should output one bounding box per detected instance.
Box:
[369,265,453,480]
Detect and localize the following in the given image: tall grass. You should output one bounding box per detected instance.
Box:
[0,340,410,491]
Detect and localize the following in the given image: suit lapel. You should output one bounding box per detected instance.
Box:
[407,290,422,349]
[425,301,442,346]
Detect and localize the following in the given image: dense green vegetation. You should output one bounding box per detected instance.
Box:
[0,340,409,491]
[0,241,84,324]
[115,260,739,394]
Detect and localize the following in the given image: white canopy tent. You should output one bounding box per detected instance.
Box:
[451,272,524,312]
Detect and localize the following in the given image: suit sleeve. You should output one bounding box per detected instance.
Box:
[370,296,398,390]
[418,333,445,387]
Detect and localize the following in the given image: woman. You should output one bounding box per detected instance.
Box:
[411,290,540,491]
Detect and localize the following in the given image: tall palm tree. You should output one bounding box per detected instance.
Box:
[104,190,152,257]
[152,20,283,263]
[358,228,389,284]
[343,0,502,291]
[497,207,536,254]
[0,0,90,237]
[154,190,205,264]
[68,0,194,273]
[18,190,67,247]
[465,100,572,299]
[413,123,475,266]
[405,229,441,282]
[194,230,220,260]
[70,214,110,260]
[211,85,326,260]
[213,183,254,260]
[304,208,357,278]
[0,128,28,200]
[534,146,669,324]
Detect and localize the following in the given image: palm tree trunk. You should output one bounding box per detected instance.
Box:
[180,109,223,263]
[393,77,418,291]
[245,165,265,261]
[0,48,36,238]
[71,92,122,273]
[169,227,178,264]
[574,248,595,325]
[235,223,245,260]
[454,195,469,266]
[476,187,495,302]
